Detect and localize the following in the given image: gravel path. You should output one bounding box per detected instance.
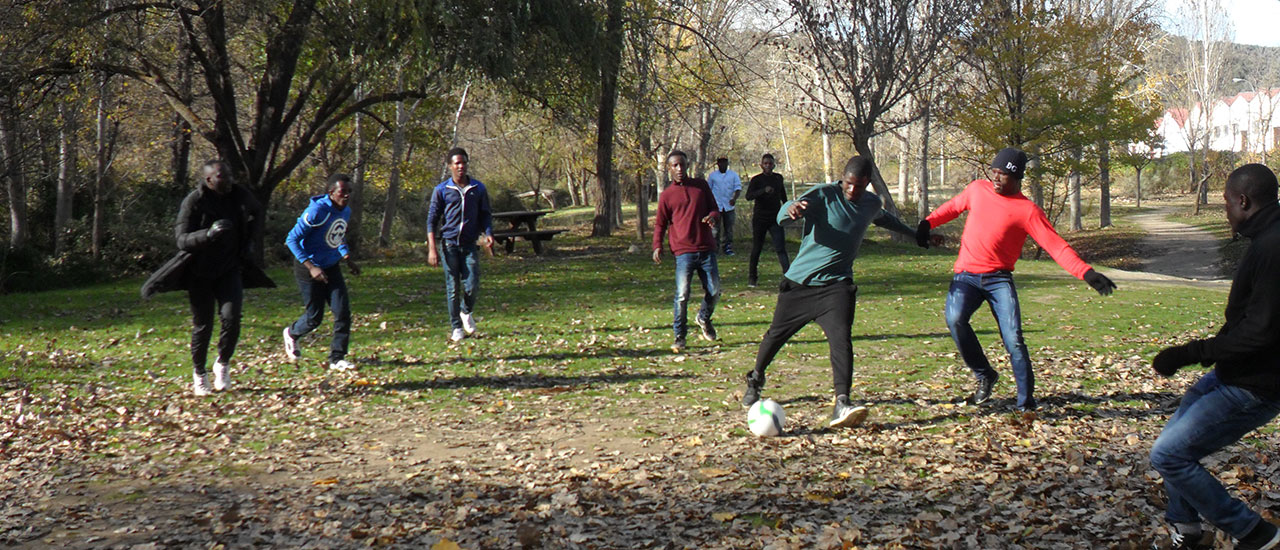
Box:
[1128,206,1229,282]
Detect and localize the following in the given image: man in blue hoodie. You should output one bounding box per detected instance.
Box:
[283,173,362,371]
[427,147,493,342]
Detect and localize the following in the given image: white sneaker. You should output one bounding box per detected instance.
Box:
[460,312,477,334]
[282,327,300,361]
[329,359,356,371]
[450,328,466,342]
[192,372,211,396]
[212,360,230,391]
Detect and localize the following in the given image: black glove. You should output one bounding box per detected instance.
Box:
[916,220,931,248]
[1083,269,1115,296]
[1152,340,1208,377]
[207,219,234,241]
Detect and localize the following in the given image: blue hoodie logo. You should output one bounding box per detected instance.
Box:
[325,219,347,249]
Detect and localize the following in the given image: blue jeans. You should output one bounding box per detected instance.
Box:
[944,271,1035,409]
[673,251,721,339]
[1149,371,1280,537]
[288,262,350,362]
[441,242,480,330]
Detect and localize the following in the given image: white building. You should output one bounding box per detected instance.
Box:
[1154,89,1280,158]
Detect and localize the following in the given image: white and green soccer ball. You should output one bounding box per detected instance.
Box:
[747,398,786,437]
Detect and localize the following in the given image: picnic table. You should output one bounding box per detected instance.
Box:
[490,210,564,254]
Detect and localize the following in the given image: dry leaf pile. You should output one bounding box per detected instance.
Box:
[3,339,1278,549]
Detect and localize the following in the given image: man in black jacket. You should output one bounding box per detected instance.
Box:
[744,153,790,287]
[168,160,270,395]
[1149,163,1280,550]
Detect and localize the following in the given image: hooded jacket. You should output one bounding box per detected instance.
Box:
[427,177,493,246]
[285,194,351,269]
[141,184,274,298]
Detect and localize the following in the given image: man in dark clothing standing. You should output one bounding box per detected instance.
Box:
[653,150,720,353]
[283,174,362,372]
[744,153,790,287]
[1148,163,1280,550]
[175,160,268,395]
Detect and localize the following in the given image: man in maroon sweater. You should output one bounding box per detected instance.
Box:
[653,150,721,353]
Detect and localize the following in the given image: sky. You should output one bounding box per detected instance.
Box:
[1163,0,1280,47]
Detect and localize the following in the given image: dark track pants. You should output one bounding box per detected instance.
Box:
[749,278,856,397]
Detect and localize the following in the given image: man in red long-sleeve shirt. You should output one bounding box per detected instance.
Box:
[653,150,721,353]
[917,148,1116,411]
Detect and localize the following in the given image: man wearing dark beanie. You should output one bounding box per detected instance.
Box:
[1147,163,1280,550]
[916,147,1116,411]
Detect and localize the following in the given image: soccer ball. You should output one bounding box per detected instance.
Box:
[747,398,786,437]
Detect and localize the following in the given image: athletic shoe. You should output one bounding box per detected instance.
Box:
[1155,524,1212,550]
[829,395,869,428]
[723,243,735,256]
[741,373,762,408]
[282,327,300,362]
[747,279,758,288]
[450,328,466,343]
[1236,521,1280,550]
[329,359,356,372]
[695,316,718,341]
[966,374,997,405]
[671,336,686,353]
[192,372,211,396]
[460,311,477,334]
[212,360,230,391]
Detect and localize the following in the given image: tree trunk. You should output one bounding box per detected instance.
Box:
[851,130,904,240]
[349,86,366,255]
[817,83,832,184]
[171,27,193,193]
[917,105,931,220]
[1135,164,1143,208]
[591,0,623,237]
[694,103,719,179]
[56,102,77,255]
[92,73,117,259]
[379,95,406,247]
[1069,147,1082,232]
[1098,140,1111,228]
[897,138,908,205]
[0,102,28,250]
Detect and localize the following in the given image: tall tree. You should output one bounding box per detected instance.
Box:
[948,0,1158,218]
[66,0,593,253]
[788,0,979,219]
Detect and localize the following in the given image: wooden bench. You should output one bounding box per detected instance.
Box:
[492,229,565,254]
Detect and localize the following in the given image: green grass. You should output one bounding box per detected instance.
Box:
[1,226,1226,442]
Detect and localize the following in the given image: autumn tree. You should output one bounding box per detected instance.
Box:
[787,0,980,220]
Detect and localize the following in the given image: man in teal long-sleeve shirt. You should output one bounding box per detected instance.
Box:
[740,156,937,428]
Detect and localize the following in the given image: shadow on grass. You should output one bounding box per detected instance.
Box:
[373,371,694,393]
[766,390,1180,436]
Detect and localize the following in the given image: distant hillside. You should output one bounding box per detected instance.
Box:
[1149,33,1280,102]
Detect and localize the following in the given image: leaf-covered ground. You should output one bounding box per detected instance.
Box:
[3,229,1277,549]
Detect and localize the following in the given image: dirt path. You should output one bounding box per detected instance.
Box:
[1127,206,1229,283]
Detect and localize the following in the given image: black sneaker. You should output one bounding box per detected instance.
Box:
[741,373,763,408]
[966,374,997,405]
[671,336,686,353]
[829,395,869,428]
[1236,521,1280,550]
[695,316,718,341]
[747,280,758,288]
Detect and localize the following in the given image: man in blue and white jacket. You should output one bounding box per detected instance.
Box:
[427,147,493,342]
[283,173,362,371]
